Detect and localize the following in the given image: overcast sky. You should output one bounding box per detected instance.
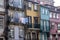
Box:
[54,0,60,6]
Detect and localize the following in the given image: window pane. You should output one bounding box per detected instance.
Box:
[45,9,48,14]
[41,20,43,26]
[0,16,4,29]
[28,2,32,8]
[18,0,23,8]
[58,24,60,29]
[50,12,52,18]
[53,13,56,18]
[57,14,59,19]
[34,4,38,10]
[44,21,46,31]
[42,8,44,14]
[0,0,4,6]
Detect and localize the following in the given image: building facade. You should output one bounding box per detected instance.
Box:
[0,0,6,40]
[25,0,40,40]
[7,0,26,40]
[39,0,54,6]
[49,7,60,40]
[40,5,50,40]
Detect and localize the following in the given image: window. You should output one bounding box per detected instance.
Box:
[50,12,52,18]
[44,21,46,31]
[13,0,19,7]
[0,0,4,6]
[0,16,4,29]
[18,0,23,8]
[27,32,31,40]
[34,4,38,11]
[9,0,23,8]
[45,9,48,14]
[58,24,60,30]
[8,28,14,38]
[41,20,43,26]
[50,22,55,29]
[57,14,59,19]
[53,13,56,18]
[42,8,44,14]
[34,17,38,24]
[28,2,32,9]
[27,16,32,24]
[13,11,19,23]
[47,21,49,26]
[34,0,37,2]
[19,29,24,38]
[46,21,49,31]
[44,33,47,40]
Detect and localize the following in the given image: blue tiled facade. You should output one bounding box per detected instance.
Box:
[40,5,50,40]
[40,5,50,32]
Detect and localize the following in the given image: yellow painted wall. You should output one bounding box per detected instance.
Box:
[26,4,39,24]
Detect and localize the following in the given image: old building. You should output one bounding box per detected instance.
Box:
[49,6,60,40]
[40,5,50,40]
[39,0,54,6]
[25,0,40,40]
[0,0,6,40]
[7,0,26,40]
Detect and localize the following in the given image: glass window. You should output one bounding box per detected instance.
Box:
[42,8,44,14]
[44,21,46,31]
[34,4,38,10]
[47,21,49,26]
[53,13,56,18]
[18,0,23,8]
[46,21,49,31]
[57,14,59,19]
[42,34,44,40]
[50,22,55,29]
[27,16,32,24]
[50,12,52,18]
[45,9,48,14]
[41,20,43,26]
[0,0,4,6]
[58,24,60,30]
[44,33,47,40]
[9,0,13,6]
[34,0,37,2]
[28,2,32,8]
[19,29,24,38]
[8,28,14,38]
[0,16,4,29]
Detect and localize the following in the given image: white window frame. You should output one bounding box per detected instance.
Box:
[44,21,46,31]
[58,24,60,29]
[42,34,44,40]
[42,8,44,14]
[57,14,59,19]
[0,0,4,6]
[53,13,56,18]
[28,2,32,8]
[50,12,52,18]
[9,0,13,6]
[34,4,38,10]
[45,9,48,14]
[18,0,23,8]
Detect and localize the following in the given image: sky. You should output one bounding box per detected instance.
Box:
[54,0,60,6]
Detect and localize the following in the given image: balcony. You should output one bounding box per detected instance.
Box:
[27,23,32,28]
[27,23,40,29]
[8,0,24,10]
[40,25,50,32]
[34,24,40,28]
